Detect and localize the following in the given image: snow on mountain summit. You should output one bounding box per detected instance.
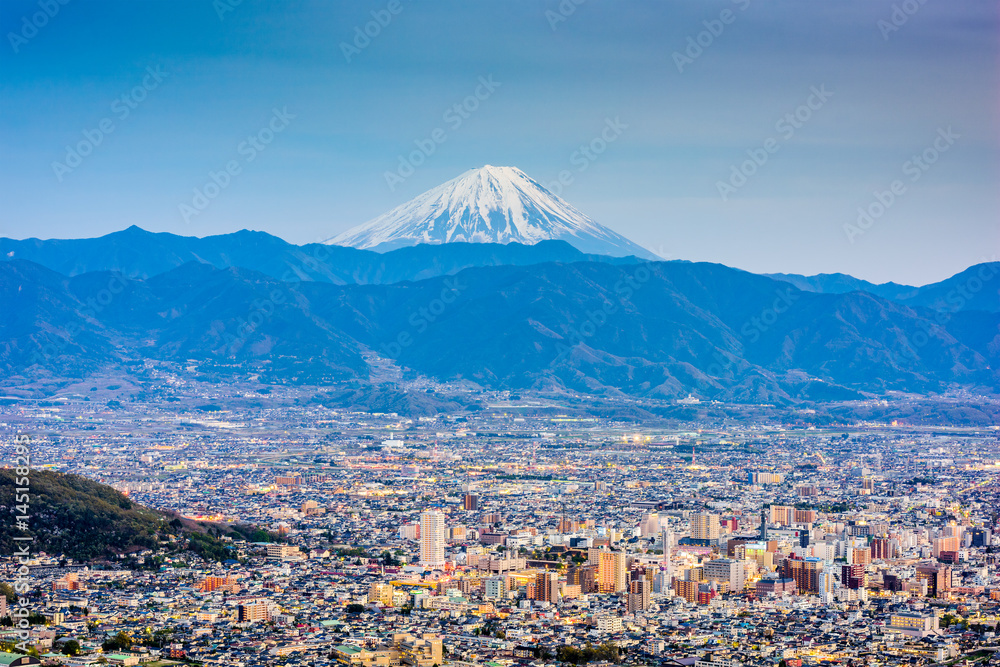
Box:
[331,166,656,258]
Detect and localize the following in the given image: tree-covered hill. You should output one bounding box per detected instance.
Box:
[0,469,258,563]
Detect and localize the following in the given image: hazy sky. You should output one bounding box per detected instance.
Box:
[1,0,997,285]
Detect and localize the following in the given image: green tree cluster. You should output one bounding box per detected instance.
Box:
[556,642,620,664]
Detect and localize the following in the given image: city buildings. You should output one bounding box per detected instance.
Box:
[1,396,999,667]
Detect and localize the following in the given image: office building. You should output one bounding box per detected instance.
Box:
[756,577,796,596]
[883,573,904,592]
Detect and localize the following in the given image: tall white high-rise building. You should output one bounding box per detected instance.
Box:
[420,510,446,568]
[661,527,674,582]
[818,567,834,604]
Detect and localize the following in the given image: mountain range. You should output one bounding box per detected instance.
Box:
[3,226,995,313]
[0,225,636,285]
[2,246,998,403]
[3,160,998,405]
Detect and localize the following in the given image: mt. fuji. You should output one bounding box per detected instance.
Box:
[331,166,658,258]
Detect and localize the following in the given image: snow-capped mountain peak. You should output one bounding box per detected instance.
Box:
[331,165,656,258]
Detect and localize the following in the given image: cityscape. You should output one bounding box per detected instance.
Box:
[1,387,999,666]
[2,2,999,667]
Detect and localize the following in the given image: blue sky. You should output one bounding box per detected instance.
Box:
[1,0,997,284]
